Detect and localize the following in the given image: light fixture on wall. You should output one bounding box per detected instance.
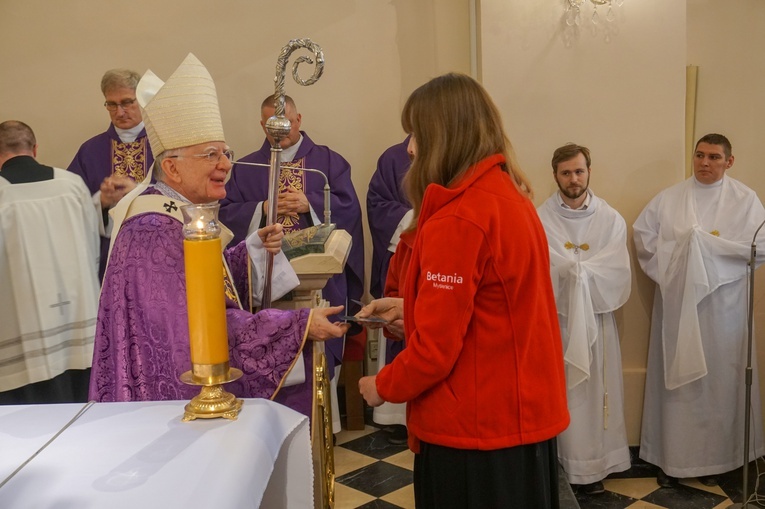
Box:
[565,0,624,26]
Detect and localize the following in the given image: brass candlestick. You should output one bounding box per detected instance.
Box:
[180,202,243,421]
[180,365,243,421]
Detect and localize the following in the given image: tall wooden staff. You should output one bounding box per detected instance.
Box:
[262,39,325,309]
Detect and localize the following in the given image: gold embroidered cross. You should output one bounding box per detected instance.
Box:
[710,230,720,237]
[564,241,589,254]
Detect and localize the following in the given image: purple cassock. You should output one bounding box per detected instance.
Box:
[367,137,412,299]
[89,187,315,418]
[220,132,365,373]
[366,137,412,365]
[67,124,154,280]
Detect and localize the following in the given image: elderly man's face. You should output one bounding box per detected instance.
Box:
[104,87,142,130]
[171,141,233,204]
[693,142,733,185]
[260,103,302,149]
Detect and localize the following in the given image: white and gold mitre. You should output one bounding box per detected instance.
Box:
[136,53,225,156]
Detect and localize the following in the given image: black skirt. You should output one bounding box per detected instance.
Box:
[413,438,559,509]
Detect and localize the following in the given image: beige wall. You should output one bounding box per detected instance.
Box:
[3,0,765,448]
[0,0,471,293]
[480,0,687,445]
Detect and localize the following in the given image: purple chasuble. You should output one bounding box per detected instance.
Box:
[366,137,411,299]
[68,124,155,280]
[220,132,365,370]
[90,187,315,418]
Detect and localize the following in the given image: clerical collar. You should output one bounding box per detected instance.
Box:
[281,134,304,163]
[115,122,145,143]
[155,181,190,203]
[557,188,591,210]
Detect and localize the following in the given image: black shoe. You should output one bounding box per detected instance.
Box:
[698,475,718,486]
[657,469,678,488]
[386,424,408,445]
[579,481,605,495]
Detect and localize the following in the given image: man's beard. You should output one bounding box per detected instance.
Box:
[559,184,588,201]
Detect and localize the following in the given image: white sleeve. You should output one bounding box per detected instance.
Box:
[245,231,300,307]
[246,202,265,237]
[387,209,414,253]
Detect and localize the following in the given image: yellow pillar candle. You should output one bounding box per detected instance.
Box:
[184,237,229,366]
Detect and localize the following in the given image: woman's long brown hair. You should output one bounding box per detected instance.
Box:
[401,73,532,231]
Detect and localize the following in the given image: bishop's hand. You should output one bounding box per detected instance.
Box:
[257,223,284,254]
[307,305,350,341]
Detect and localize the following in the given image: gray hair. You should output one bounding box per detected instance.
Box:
[100,69,141,95]
[153,148,182,182]
[0,120,36,155]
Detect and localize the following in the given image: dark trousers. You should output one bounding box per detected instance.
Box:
[0,369,91,405]
[414,438,559,509]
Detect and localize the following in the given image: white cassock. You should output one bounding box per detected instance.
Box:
[0,169,100,392]
[538,189,631,484]
[634,175,765,478]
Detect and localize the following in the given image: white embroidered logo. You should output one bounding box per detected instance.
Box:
[426,271,464,290]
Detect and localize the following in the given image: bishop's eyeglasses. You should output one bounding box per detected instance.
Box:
[167,149,235,165]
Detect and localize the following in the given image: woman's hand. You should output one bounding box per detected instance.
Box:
[356,297,404,329]
[257,223,284,255]
[307,305,350,341]
[359,375,384,407]
[384,319,406,340]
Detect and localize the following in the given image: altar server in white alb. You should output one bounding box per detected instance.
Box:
[0,120,100,404]
[634,133,765,488]
[537,143,631,496]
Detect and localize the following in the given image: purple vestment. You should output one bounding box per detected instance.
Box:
[220,132,365,370]
[68,124,154,280]
[366,137,412,299]
[89,188,315,418]
[366,138,412,366]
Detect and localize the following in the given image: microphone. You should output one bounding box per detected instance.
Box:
[233,160,332,226]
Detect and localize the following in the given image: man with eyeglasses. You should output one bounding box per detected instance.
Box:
[220,94,365,432]
[89,54,348,418]
[68,69,154,280]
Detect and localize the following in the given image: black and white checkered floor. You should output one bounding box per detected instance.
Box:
[333,421,765,509]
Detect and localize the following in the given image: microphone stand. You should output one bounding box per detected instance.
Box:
[232,161,332,225]
[731,217,765,509]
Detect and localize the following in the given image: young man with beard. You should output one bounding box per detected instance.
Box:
[537,143,632,495]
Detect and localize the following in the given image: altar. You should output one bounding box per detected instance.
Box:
[0,399,312,508]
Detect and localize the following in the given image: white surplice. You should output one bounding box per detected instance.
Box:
[538,190,632,484]
[0,169,100,392]
[634,175,765,477]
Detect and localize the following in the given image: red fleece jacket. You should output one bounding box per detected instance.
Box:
[376,154,569,453]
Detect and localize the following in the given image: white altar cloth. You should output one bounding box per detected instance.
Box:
[0,399,312,508]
